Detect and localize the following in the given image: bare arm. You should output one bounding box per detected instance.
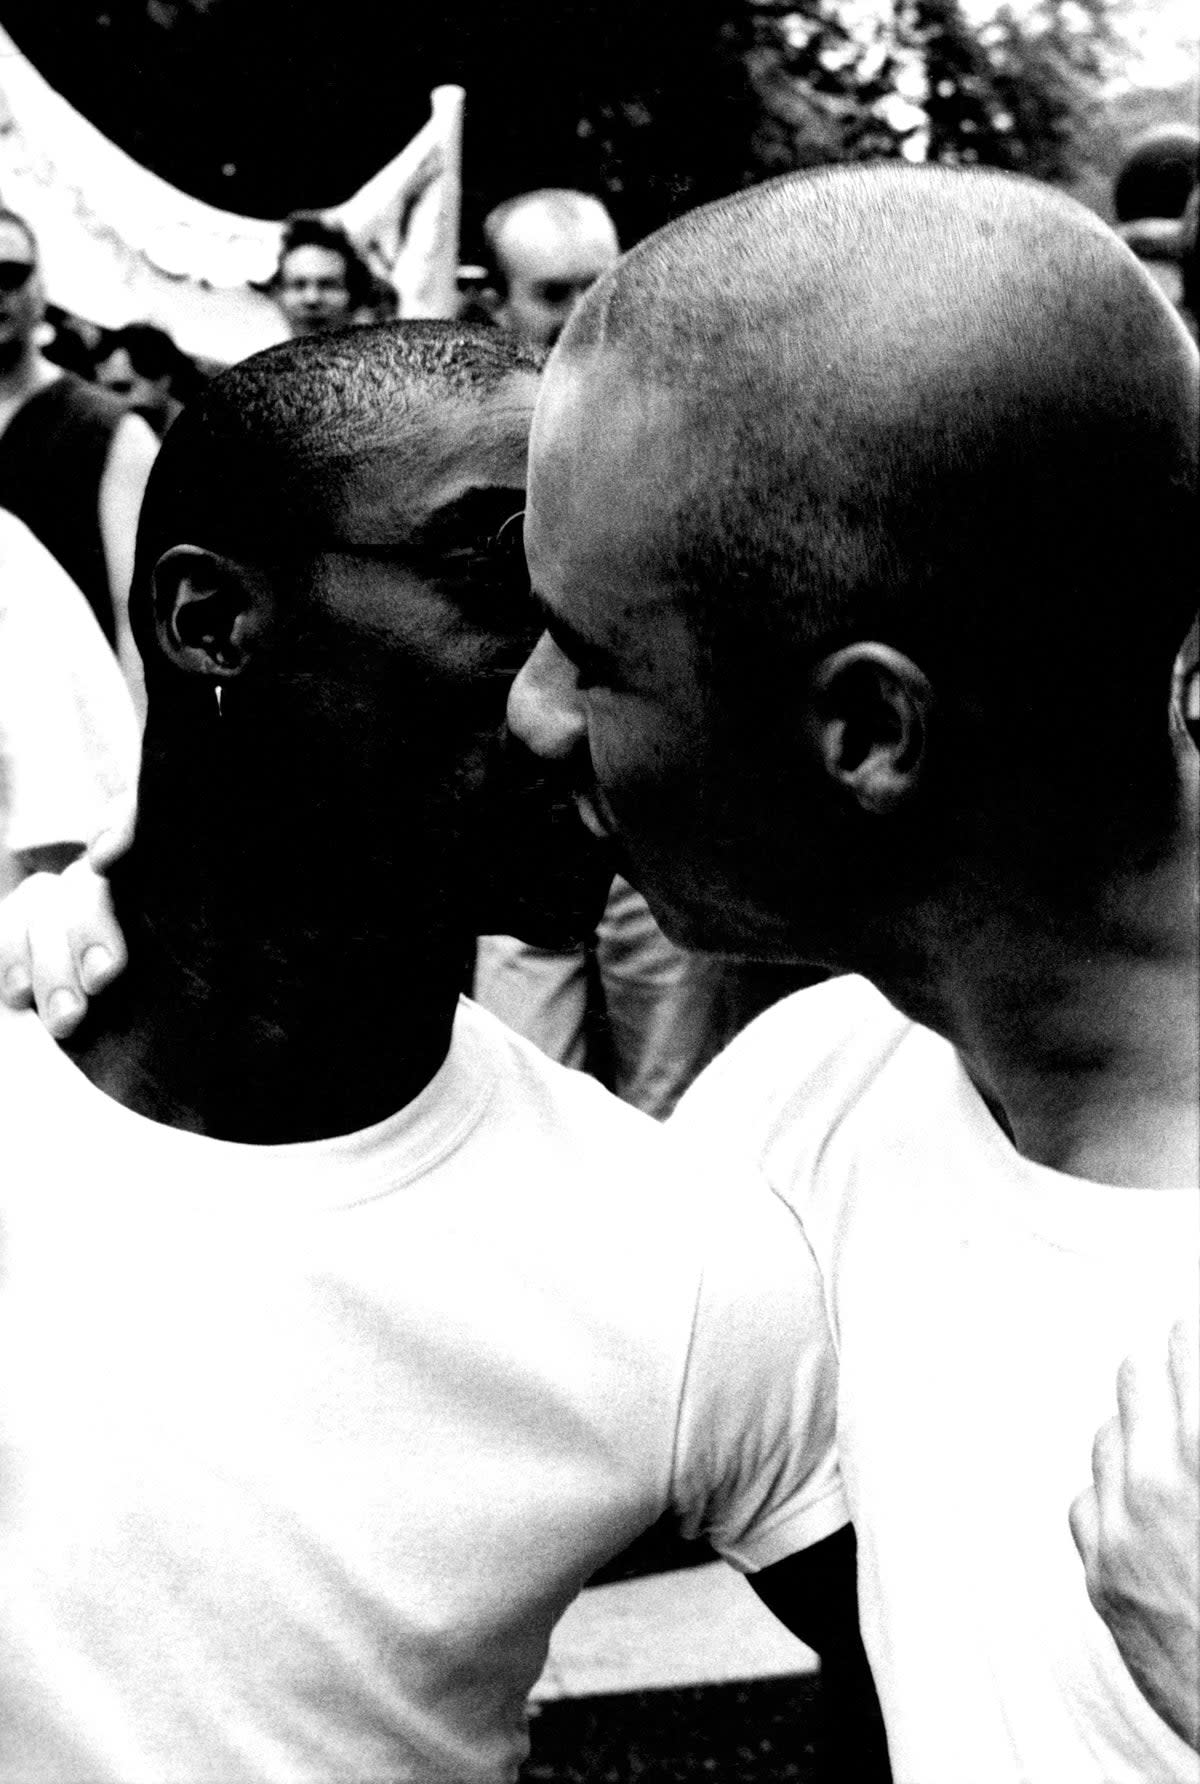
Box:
[99,413,158,725]
[1070,1323,1200,1752]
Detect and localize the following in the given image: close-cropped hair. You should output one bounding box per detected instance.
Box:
[129,320,544,688]
[560,165,1198,746]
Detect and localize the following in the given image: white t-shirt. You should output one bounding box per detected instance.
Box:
[0,509,139,892]
[0,995,844,1784]
[672,974,1200,1784]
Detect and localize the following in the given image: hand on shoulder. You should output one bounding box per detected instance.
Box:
[1070,1320,1200,1753]
[0,795,133,1036]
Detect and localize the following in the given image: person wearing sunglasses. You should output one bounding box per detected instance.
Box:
[0,209,157,719]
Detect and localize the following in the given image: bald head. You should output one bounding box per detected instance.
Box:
[484,189,620,348]
[542,165,1196,747]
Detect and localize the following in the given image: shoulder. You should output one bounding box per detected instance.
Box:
[0,508,90,617]
[0,506,44,570]
[669,974,915,1208]
[45,373,126,433]
[673,973,909,1139]
[457,993,798,1242]
[5,375,125,465]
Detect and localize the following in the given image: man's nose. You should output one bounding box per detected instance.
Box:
[507,632,587,762]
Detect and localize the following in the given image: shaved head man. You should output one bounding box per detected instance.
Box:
[484,188,620,348]
[510,165,1199,1779]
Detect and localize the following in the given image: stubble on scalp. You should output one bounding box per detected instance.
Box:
[546,164,1198,759]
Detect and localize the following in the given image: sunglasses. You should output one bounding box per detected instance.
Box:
[0,261,35,294]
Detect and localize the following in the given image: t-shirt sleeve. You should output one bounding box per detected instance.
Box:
[0,514,139,856]
[668,1162,846,1573]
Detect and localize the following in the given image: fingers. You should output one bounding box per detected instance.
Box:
[1168,1320,1200,1460]
[0,859,126,1038]
[25,874,88,1035]
[1115,1337,1199,1528]
[1090,1410,1126,1503]
[86,792,137,874]
[0,872,39,1008]
[1069,1481,1100,1566]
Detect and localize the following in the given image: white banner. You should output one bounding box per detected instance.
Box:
[0,24,462,363]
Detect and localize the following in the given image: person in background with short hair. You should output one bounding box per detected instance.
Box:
[482,188,621,349]
[1112,123,1199,316]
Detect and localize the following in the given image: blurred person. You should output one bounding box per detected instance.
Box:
[94,322,200,436]
[40,304,102,379]
[1113,124,1199,313]
[507,163,1199,1781]
[0,321,878,1784]
[0,208,156,717]
[0,507,138,899]
[483,188,620,349]
[271,211,380,338]
[1113,124,1199,230]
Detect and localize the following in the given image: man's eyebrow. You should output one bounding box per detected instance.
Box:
[528,586,611,668]
[410,487,526,552]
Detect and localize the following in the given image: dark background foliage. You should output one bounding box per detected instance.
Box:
[1,0,1193,255]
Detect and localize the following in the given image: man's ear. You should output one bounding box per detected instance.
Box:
[808,643,933,815]
[152,545,276,681]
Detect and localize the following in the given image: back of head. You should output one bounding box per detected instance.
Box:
[1113,125,1199,223]
[131,319,542,713]
[555,165,1198,785]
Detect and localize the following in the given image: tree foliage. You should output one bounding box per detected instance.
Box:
[0,0,1138,244]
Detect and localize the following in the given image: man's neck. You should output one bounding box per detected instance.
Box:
[868,753,1200,1188]
[62,814,467,1147]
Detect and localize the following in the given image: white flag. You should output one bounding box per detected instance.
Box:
[0,22,464,364]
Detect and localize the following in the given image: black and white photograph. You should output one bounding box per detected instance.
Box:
[0,3,1196,1779]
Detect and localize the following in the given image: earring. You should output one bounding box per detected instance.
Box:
[214,684,224,718]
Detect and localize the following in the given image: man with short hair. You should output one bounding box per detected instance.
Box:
[0,320,860,1784]
[0,208,157,711]
[15,167,1196,1774]
[507,164,1198,1780]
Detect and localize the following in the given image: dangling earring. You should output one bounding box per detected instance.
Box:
[214,684,224,718]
